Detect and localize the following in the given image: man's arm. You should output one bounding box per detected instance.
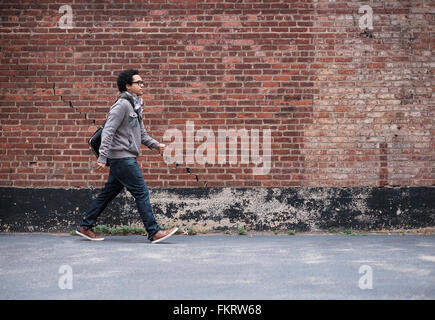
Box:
[97,102,127,165]
[139,115,160,150]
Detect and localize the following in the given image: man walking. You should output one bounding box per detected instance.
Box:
[76,69,178,244]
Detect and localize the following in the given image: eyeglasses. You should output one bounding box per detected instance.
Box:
[132,80,145,86]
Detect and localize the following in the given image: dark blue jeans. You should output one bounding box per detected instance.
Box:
[80,157,161,240]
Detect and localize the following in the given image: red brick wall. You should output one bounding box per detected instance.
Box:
[0,0,433,188]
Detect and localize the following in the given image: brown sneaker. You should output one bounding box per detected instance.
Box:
[76,227,105,241]
[151,227,178,244]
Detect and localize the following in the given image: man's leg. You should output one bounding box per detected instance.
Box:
[110,158,161,241]
[80,169,124,230]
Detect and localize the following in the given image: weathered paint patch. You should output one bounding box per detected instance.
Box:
[0,187,434,233]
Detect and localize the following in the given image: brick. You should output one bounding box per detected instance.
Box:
[0,0,432,188]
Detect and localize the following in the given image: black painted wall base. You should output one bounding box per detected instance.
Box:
[0,187,434,233]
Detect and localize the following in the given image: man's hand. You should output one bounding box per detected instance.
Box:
[95,162,106,171]
[157,143,166,155]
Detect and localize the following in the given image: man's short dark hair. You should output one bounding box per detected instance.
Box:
[117,69,139,92]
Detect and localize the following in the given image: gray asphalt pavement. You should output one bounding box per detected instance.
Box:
[0,233,434,299]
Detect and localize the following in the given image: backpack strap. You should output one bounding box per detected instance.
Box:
[101,94,137,128]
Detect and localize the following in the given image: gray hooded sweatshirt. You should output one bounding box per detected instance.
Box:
[97,92,159,164]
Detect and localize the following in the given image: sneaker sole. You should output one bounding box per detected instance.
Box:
[151,227,178,244]
[76,230,105,241]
